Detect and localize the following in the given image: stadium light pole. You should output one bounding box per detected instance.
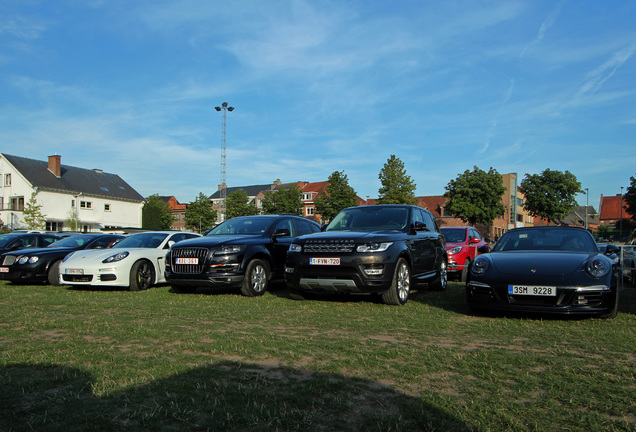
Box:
[214,102,234,223]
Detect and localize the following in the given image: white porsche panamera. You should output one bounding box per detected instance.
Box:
[58,231,200,291]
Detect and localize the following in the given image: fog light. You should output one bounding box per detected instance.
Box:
[363,264,384,276]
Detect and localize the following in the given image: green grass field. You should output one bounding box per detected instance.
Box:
[1,280,635,431]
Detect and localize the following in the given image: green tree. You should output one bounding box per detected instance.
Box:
[624,174,636,221]
[22,193,46,230]
[444,167,506,226]
[261,185,302,215]
[142,194,175,230]
[377,155,416,205]
[519,169,583,224]
[226,189,259,219]
[314,171,358,222]
[185,193,217,232]
[65,209,81,232]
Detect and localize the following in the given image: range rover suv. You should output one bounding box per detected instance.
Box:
[165,214,321,296]
[285,205,447,305]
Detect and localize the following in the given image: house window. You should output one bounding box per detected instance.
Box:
[46,221,62,231]
[302,193,313,201]
[4,174,11,186]
[80,201,93,209]
[104,203,111,212]
[306,206,315,216]
[11,196,24,211]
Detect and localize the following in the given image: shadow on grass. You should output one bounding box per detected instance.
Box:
[0,362,475,432]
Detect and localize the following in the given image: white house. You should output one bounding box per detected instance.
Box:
[0,153,144,232]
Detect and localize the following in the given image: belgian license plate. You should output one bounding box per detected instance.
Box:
[0,267,8,273]
[65,269,84,275]
[176,257,198,265]
[508,285,556,296]
[310,257,341,265]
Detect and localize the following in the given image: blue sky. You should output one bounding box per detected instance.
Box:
[1,1,635,211]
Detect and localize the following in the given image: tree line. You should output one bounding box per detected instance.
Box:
[138,156,636,234]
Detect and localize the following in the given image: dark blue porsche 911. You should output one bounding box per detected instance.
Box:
[466,226,620,318]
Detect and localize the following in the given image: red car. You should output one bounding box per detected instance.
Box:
[440,226,489,281]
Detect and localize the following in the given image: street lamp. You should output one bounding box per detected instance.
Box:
[584,188,589,230]
[214,102,234,223]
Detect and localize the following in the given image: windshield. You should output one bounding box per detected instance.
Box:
[0,235,20,248]
[326,207,408,232]
[207,217,273,235]
[47,235,96,248]
[441,228,467,243]
[492,228,597,252]
[112,233,168,249]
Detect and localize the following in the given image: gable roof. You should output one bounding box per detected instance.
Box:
[2,153,144,203]
[599,194,629,220]
[209,183,274,200]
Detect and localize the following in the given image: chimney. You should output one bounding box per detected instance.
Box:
[48,155,61,177]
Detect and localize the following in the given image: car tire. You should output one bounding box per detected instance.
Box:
[171,285,197,294]
[460,259,470,282]
[240,259,269,297]
[129,260,154,291]
[382,258,410,305]
[430,260,448,291]
[47,260,62,286]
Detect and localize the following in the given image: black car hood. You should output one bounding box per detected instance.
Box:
[299,230,402,242]
[1,246,76,256]
[489,251,597,276]
[173,235,262,247]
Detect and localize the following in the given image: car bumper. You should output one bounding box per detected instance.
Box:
[164,271,244,288]
[466,281,617,316]
[285,253,397,294]
[59,264,129,287]
[0,264,47,283]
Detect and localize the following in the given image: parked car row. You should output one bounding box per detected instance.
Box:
[0,205,623,317]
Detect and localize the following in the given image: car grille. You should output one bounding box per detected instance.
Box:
[303,239,355,253]
[62,274,93,283]
[171,248,209,274]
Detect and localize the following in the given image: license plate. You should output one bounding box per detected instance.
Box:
[176,257,199,265]
[508,285,556,296]
[310,257,341,266]
[0,267,8,273]
[65,269,84,275]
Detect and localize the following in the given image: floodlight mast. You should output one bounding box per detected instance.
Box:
[214,102,234,223]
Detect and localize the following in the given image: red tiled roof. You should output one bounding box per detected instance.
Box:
[599,195,630,220]
[301,181,329,193]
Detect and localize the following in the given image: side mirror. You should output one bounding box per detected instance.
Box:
[605,244,620,255]
[320,224,328,232]
[477,245,490,254]
[413,221,427,231]
[469,237,481,244]
[167,240,175,248]
[272,228,291,240]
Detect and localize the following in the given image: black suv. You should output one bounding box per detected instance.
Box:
[285,205,447,305]
[165,214,321,296]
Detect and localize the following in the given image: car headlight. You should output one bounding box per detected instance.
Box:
[356,242,393,253]
[215,245,245,255]
[471,257,490,276]
[586,257,611,278]
[102,251,130,263]
[289,244,302,253]
[448,246,463,255]
[18,256,38,264]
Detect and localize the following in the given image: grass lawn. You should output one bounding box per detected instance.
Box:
[1,279,635,431]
